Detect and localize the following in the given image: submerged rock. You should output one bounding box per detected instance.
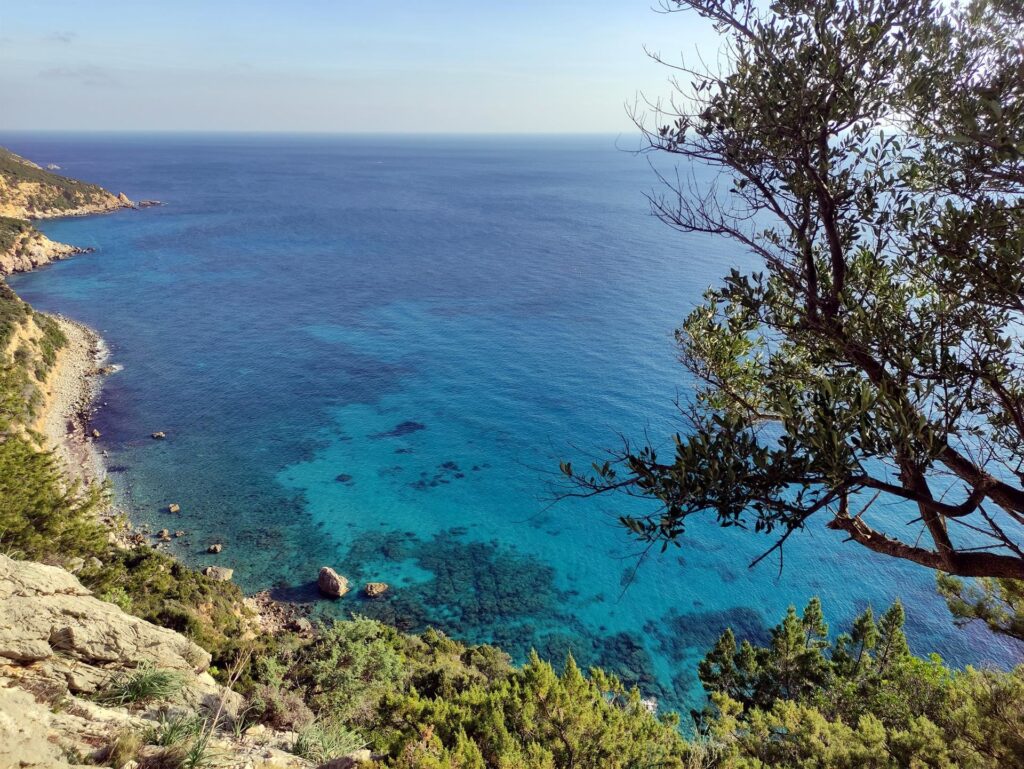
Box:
[370,420,426,439]
[168,503,181,513]
[364,582,390,598]
[318,566,349,598]
[207,543,223,554]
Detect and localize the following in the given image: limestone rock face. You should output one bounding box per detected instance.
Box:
[0,555,210,679]
[0,685,68,768]
[0,226,84,277]
[318,566,349,598]
[0,555,273,767]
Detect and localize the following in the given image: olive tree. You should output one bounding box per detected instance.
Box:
[563,0,1024,581]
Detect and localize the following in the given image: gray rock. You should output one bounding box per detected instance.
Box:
[202,566,234,582]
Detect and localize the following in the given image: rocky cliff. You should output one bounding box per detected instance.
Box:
[0,146,133,220]
[0,144,138,277]
[0,216,86,277]
[0,555,311,769]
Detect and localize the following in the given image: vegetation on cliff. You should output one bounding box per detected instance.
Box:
[0,215,32,254]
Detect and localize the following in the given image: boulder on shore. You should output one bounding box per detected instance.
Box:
[202,566,233,581]
[318,566,349,598]
[363,582,390,598]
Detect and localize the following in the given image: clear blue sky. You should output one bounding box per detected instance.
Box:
[0,1,720,133]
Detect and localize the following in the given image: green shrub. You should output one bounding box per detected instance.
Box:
[696,599,1024,768]
[382,654,687,769]
[0,216,31,255]
[288,617,407,727]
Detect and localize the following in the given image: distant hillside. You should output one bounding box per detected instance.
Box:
[0,145,133,220]
[0,145,136,275]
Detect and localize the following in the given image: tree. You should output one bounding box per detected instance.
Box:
[696,600,1024,768]
[562,0,1024,582]
[937,573,1024,641]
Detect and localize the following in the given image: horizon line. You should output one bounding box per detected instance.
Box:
[0,128,637,138]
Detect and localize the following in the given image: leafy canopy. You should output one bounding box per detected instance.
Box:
[696,598,1024,768]
[564,0,1024,581]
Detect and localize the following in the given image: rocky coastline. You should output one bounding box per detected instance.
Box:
[0,160,329,767]
[36,300,316,626]
[0,226,92,277]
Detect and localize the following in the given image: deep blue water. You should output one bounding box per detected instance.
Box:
[5,134,1021,711]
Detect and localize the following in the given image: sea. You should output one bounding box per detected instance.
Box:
[5,133,1021,711]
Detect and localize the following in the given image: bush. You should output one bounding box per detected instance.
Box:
[288,617,406,726]
[250,683,315,731]
[382,654,687,769]
[143,710,204,747]
[697,599,1024,768]
[0,433,107,562]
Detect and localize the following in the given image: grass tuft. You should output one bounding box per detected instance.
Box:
[292,723,366,764]
[98,664,184,706]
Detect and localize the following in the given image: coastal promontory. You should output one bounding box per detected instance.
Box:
[0,145,135,276]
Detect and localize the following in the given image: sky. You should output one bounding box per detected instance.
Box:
[0,0,721,133]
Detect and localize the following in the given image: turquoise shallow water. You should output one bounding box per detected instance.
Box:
[5,133,1020,711]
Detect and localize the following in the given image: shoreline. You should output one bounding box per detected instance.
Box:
[35,304,311,629]
[38,315,110,488]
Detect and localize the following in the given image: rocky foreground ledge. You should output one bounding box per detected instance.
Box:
[0,555,331,769]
